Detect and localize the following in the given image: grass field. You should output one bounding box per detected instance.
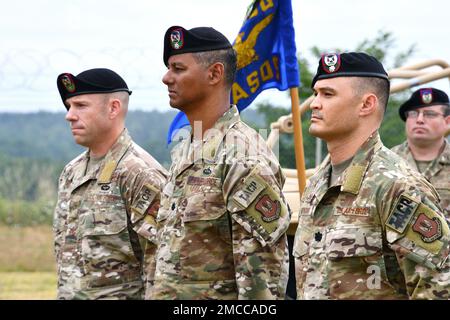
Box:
[0,224,55,272]
[0,224,57,299]
[0,272,56,299]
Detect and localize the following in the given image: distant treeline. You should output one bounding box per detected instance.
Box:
[0,105,407,226]
[0,109,264,226]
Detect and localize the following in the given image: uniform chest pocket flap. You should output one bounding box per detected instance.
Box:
[326,226,383,259]
[80,193,128,236]
[183,176,226,222]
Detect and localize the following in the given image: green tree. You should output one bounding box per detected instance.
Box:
[254,30,416,169]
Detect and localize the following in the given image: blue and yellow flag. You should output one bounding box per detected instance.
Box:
[232,0,299,110]
[167,0,299,144]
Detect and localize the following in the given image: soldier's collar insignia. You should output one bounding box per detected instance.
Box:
[321,53,341,74]
[61,74,76,93]
[170,28,184,50]
[420,88,433,104]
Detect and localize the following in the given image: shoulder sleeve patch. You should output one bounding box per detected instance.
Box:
[386,194,450,268]
[131,183,158,217]
[228,165,290,246]
[404,202,449,254]
[231,174,266,209]
[386,194,419,234]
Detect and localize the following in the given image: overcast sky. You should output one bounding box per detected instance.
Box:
[0,0,448,112]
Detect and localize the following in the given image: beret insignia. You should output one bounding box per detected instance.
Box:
[170,28,184,50]
[322,53,341,73]
[61,74,76,93]
[420,88,433,104]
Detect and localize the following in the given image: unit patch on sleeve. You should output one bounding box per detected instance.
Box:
[386,194,419,233]
[232,175,266,209]
[255,194,280,222]
[132,184,158,216]
[404,202,449,254]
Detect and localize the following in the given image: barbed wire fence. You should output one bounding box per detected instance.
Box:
[0,48,168,111]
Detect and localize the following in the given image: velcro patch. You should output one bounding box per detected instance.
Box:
[405,203,449,254]
[245,191,286,235]
[342,164,366,194]
[255,195,281,222]
[132,184,158,216]
[386,194,419,233]
[232,175,266,209]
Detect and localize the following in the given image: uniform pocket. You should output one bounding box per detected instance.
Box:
[292,224,314,299]
[326,225,382,259]
[325,225,389,299]
[78,193,140,287]
[183,190,227,222]
[180,189,234,282]
[80,194,128,236]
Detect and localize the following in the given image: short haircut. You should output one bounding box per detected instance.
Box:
[442,104,450,117]
[353,77,390,111]
[192,48,237,88]
[106,91,129,115]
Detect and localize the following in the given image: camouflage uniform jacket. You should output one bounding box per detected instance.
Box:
[294,133,450,299]
[392,140,450,219]
[54,129,167,299]
[151,105,290,300]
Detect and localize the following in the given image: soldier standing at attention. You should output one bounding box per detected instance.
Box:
[392,88,450,219]
[293,52,450,299]
[54,68,167,299]
[151,26,290,299]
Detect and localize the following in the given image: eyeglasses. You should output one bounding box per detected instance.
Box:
[405,110,445,119]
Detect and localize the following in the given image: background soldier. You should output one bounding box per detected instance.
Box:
[54,68,167,299]
[392,88,450,219]
[293,52,450,299]
[151,26,290,299]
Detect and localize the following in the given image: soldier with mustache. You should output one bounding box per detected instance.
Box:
[150,26,290,300]
[392,88,450,220]
[293,52,450,299]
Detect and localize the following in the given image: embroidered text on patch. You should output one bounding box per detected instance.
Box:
[386,195,418,233]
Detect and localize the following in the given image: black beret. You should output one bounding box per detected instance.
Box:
[398,87,449,121]
[311,52,389,88]
[163,25,232,66]
[57,68,132,109]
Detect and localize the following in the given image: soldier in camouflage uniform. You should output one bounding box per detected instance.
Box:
[54,68,167,299]
[392,88,450,219]
[150,26,290,300]
[293,52,450,299]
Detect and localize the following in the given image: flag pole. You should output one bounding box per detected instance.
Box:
[289,87,306,195]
